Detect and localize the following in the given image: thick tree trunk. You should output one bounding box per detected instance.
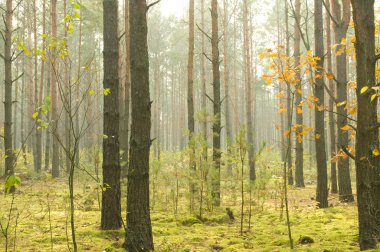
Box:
[331,0,354,202]
[314,0,328,208]
[211,0,222,206]
[243,0,255,181]
[125,0,154,250]
[293,0,302,187]
[325,0,338,194]
[4,0,14,177]
[50,0,59,178]
[101,0,122,230]
[351,0,380,249]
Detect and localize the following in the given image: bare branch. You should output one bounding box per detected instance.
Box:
[196,23,212,41]
[321,0,339,27]
[146,0,161,12]
[342,146,355,160]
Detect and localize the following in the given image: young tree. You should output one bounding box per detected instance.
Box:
[314,0,328,208]
[101,0,122,230]
[331,0,354,202]
[211,0,222,207]
[124,0,154,250]
[351,0,380,249]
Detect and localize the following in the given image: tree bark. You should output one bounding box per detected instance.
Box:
[351,0,380,249]
[50,0,59,178]
[314,0,328,208]
[243,0,255,181]
[325,0,338,194]
[125,0,154,250]
[331,0,354,202]
[3,0,14,177]
[101,0,122,230]
[211,0,222,206]
[293,0,302,187]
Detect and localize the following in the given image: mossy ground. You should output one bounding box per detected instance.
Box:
[0,176,376,252]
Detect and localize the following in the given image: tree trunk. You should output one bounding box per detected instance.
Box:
[101,0,122,230]
[285,0,292,184]
[3,0,14,177]
[351,0,380,249]
[314,0,328,208]
[201,0,207,161]
[187,0,196,212]
[331,0,354,202]
[293,0,302,187]
[125,0,154,250]
[325,0,338,194]
[243,0,255,181]
[50,0,59,178]
[211,0,222,206]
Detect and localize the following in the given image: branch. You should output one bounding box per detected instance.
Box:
[342,146,355,161]
[203,52,212,63]
[11,72,24,84]
[323,82,338,104]
[146,0,161,12]
[321,0,340,27]
[205,93,215,104]
[375,54,380,63]
[196,23,212,41]
[118,31,125,41]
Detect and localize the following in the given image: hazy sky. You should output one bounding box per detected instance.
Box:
[160,0,187,17]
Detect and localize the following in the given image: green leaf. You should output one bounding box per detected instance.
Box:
[73,3,81,9]
[5,175,21,193]
[32,112,39,119]
[88,89,95,96]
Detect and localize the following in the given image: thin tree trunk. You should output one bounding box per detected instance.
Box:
[293,0,302,187]
[3,0,14,177]
[211,0,222,206]
[325,0,338,194]
[125,0,154,250]
[331,0,354,202]
[314,0,328,208]
[201,0,207,161]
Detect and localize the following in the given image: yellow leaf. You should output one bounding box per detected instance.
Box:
[360,86,369,94]
[326,72,334,80]
[371,94,377,102]
[360,156,366,161]
[296,107,303,114]
[315,134,321,139]
[341,37,347,45]
[373,149,380,156]
[337,101,347,107]
[341,125,351,131]
[32,112,39,119]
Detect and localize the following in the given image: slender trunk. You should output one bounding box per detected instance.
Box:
[331,0,354,202]
[51,0,59,178]
[243,0,255,181]
[325,0,338,194]
[314,0,328,208]
[4,0,14,176]
[351,0,380,249]
[101,0,122,230]
[285,0,292,183]
[125,0,154,250]
[211,0,222,206]
[201,0,207,161]
[293,0,303,187]
[187,0,196,212]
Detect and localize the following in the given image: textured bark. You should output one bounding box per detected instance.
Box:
[293,0,302,187]
[101,0,122,230]
[314,0,328,208]
[187,0,196,211]
[120,0,130,177]
[331,0,354,202]
[325,0,338,194]
[64,0,71,173]
[125,0,154,250]
[3,0,14,176]
[351,0,380,249]
[50,0,59,178]
[243,0,255,181]
[211,0,222,206]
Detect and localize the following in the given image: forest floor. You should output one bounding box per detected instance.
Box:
[1,174,376,252]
